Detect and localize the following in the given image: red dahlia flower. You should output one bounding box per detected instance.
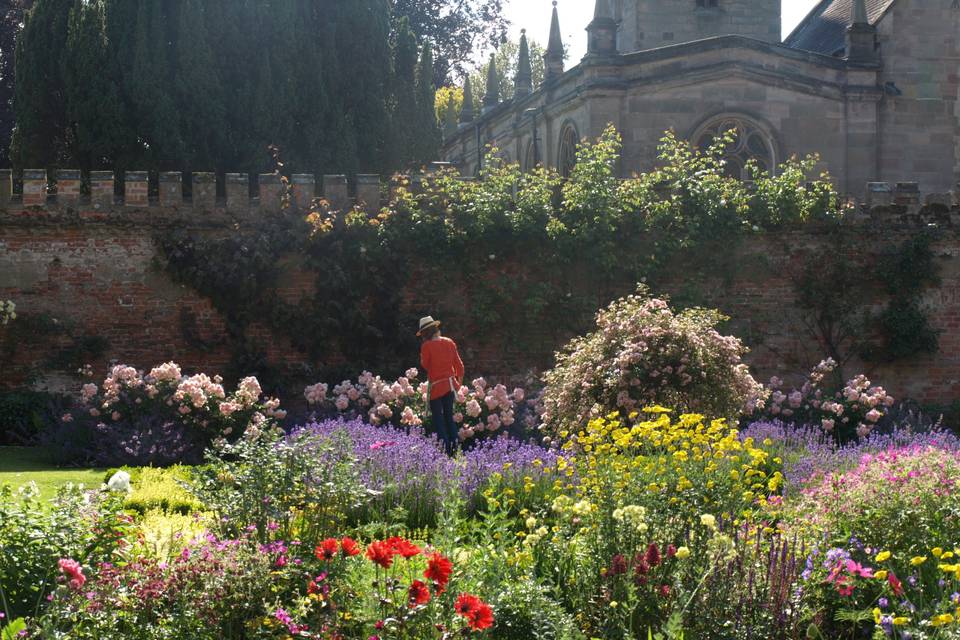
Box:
[389,537,422,559]
[340,537,361,557]
[455,593,494,630]
[315,538,339,561]
[424,553,453,592]
[366,540,396,569]
[408,580,431,607]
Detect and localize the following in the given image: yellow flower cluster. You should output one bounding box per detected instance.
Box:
[558,410,781,524]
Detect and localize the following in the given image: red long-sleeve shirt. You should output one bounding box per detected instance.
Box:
[420,337,465,400]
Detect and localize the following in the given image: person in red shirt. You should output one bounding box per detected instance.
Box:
[418,316,464,455]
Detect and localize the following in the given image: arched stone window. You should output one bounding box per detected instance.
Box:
[691,115,777,179]
[558,124,579,178]
[523,140,537,172]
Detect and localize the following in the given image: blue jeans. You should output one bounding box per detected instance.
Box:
[430,392,457,455]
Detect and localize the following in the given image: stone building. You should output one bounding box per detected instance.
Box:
[441,0,960,198]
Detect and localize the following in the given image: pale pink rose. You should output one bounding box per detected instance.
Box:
[111,411,121,421]
[501,410,515,427]
[487,414,501,430]
[865,409,882,423]
[885,395,895,407]
[465,399,482,418]
[400,406,421,426]
[484,395,499,411]
[821,418,835,432]
[178,405,190,414]
[61,413,73,423]
[453,412,464,423]
[856,424,871,438]
[788,391,803,409]
[405,368,419,379]
[81,383,98,402]
[335,396,350,411]
[89,408,100,417]
[219,401,238,416]
[512,388,525,402]
[376,404,393,419]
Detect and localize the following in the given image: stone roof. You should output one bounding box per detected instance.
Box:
[785,0,897,56]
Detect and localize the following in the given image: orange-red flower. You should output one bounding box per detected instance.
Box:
[388,537,422,559]
[315,538,339,561]
[340,537,360,557]
[455,593,494,630]
[366,540,396,569]
[408,580,431,607]
[424,553,453,592]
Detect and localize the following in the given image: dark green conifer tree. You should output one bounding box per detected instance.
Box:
[413,40,439,165]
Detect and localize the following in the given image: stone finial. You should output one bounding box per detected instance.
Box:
[852,0,868,25]
[544,1,565,82]
[482,53,500,113]
[846,0,877,64]
[514,30,533,98]
[586,0,618,58]
[460,75,475,125]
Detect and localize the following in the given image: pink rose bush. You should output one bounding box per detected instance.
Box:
[75,361,284,443]
[747,358,894,442]
[540,286,762,438]
[304,369,523,443]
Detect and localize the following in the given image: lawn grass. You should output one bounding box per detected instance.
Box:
[0,446,105,500]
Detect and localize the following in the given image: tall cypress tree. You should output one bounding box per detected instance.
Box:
[413,40,439,165]
[63,0,128,168]
[9,0,72,168]
[390,15,418,169]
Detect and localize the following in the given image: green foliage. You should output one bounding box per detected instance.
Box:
[189,427,371,544]
[0,484,132,619]
[0,390,63,445]
[156,125,843,385]
[871,231,941,362]
[490,578,584,640]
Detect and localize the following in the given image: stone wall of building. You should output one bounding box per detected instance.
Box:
[876,0,960,193]
[2,170,960,405]
[621,0,781,54]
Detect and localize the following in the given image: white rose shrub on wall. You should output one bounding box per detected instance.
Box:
[540,286,762,438]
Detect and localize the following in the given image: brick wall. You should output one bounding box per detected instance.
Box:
[2,171,960,404]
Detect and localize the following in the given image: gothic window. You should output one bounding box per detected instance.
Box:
[558,125,579,178]
[523,140,537,172]
[692,116,776,179]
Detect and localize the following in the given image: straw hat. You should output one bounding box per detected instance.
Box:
[417,316,441,336]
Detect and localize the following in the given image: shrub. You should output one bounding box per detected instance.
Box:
[120,466,202,516]
[0,390,66,446]
[304,370,527,444]
[490,578,583,640]
[0,484,133,620]
[540,287,761,437]
[58,362,285,465]
[746,358,895,443]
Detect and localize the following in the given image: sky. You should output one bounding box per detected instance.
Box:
[501,0,821,62]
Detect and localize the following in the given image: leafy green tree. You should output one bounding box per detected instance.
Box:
[466,37,546,113]
[413,40,439,164]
